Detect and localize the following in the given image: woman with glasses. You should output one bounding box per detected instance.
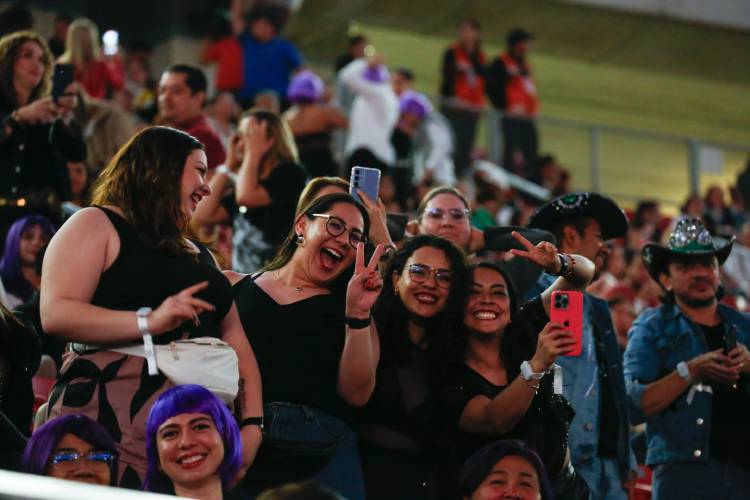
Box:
[226,192,384,499]
[439,235,594,499]
[357,234,469,499]
[23,414,118,486]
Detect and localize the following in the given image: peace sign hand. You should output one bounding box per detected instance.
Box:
[346,243,385,319]
[508,231,562,274]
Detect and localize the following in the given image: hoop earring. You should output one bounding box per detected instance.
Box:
[296,234,305,246]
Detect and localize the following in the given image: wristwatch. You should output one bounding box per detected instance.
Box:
[240,416,265,434]
[136,307,158,376]
[676,361,693,383]
[520,361,545,381]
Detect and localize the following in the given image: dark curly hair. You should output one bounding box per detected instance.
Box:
[374,234,468,376]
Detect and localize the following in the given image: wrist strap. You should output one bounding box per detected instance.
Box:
[345,316,371,329]
[239,417,264,432]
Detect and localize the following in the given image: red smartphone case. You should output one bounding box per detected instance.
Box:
[550,290,584,357]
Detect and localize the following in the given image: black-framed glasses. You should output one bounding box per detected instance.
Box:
[309,213,367,249]
[423,207,470,222]
[406,263,452,288]
[49,451,115,471]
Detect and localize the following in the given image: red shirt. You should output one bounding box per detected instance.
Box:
[178,115,226,169]
[76,59,124,99]
[201,37,244,92]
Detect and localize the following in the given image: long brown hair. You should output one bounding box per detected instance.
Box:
[91,126,204,255]
[0,31,52,109]
[244,108,298,177]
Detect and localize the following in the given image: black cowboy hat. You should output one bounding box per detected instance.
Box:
[527,192,628,241]
[642,217,734,283]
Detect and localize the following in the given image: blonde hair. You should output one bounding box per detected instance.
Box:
[243,108,299,177]
[59,18,102,70]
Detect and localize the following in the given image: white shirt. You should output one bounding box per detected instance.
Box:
[339,58,399,166]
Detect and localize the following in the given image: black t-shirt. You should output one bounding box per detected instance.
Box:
[438,297,573,493]
[222,161,307,246]
[700,322,750,469]
[233,274,351,422]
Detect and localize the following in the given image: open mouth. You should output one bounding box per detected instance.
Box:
[415,292,438,304]
[320,247,345,270]
[177,454,206,469]
[473,309,499,320]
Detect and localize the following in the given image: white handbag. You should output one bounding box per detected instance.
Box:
[111,337,239,404]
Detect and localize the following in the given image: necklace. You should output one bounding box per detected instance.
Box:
[276,270,303,292]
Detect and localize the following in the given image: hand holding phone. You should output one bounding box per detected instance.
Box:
[349,166,381,206]
[549,291,584,356]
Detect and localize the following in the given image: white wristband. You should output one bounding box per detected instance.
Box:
[216,164,238,182]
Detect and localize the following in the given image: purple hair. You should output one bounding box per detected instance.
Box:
[143,384,242,494]
[0,215,56,301]
[460,439,555,499]
[22,414,118,483]
[399,90,432,118]
[363,64,389,83]
[287,70,324,104]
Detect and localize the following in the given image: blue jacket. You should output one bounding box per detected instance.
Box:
[526,275,634,480]
[623,302,750,466]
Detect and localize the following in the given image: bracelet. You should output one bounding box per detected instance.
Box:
[549,253,568,277]
[561,253,576,280]
[215,164,238,182]
[239,416,264,433]
[345,316,371,329]
[525,380,541,393]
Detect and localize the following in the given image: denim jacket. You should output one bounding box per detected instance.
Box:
[526,274,634,480]
[623,302,750,466]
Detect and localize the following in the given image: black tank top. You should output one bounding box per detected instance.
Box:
[90,206,232,344]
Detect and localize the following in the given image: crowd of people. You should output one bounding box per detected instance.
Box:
[1,2,749,499]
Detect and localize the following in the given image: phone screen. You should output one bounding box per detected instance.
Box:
[51,64,74,102]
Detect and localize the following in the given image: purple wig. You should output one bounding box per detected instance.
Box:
[143,384,242,494]
[363,64,389,83]
[22,414,118,483]
[399,90,432,118]
[0,214,56,302]
[287,70,325,104]
[460,439,555,499]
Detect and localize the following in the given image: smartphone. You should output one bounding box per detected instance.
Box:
[724,325,737,355]
[350,166,381,205]
[550,290,584,357]
[102,30,119,56]
[51,63,74,102]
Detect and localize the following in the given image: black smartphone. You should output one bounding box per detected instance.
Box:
[386,213,408,242]
[724,325,737,355]
[51,63,74,102]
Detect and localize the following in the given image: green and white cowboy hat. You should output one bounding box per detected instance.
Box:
[642,217,734,282]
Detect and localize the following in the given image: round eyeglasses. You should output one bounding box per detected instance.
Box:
[309,213,367,249]
[406,263,453,288]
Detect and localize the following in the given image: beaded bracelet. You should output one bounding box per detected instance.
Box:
[561,253,576,280]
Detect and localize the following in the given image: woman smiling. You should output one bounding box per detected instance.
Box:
[144,384,242,499]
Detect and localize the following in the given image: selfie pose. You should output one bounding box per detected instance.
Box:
[41,127,262,488]
[439,230,594,498]
[229,193,383,499]
[0,30,85,247]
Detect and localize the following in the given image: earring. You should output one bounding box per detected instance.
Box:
[296,234,305,246]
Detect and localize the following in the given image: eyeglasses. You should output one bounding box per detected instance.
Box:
[423,207,470,222]
[309,213,367,249]
[406,263,452,288]
[49,451,115,471]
